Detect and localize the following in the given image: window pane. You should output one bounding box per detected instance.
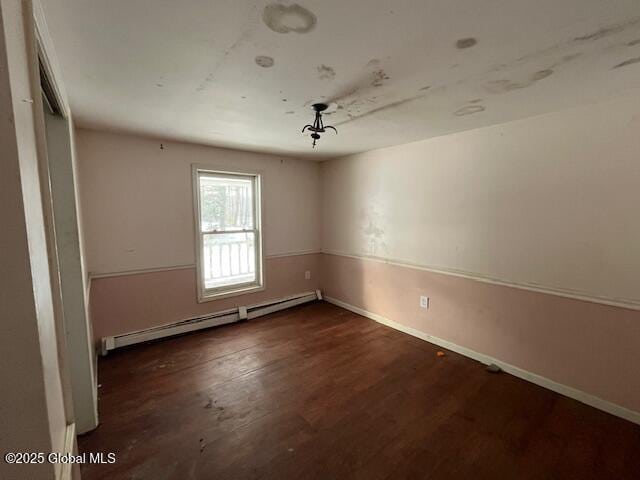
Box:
[199,174,254,232]
[202,232,256,289]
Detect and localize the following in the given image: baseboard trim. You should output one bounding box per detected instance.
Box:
[324,296,640,425]
[321,250,640,311]
[102,291,321,352]
[59,422,76,480]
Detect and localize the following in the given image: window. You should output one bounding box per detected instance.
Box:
[193,167,263,300]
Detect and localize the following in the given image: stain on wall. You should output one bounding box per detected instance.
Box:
[456,37,477,49]
[487,17,640,78]
[326,67,385,107]
[267,16,640,133]
[255,55,275,68]
[263,4,317,34]
[454,105,486,116]
[572,19,639,43]
[371,69,390,87]
[531,69,553,81]
[562,53,582,63]
[196,73,215,92]
[485,69,553,94]
[360,206,387,256]
[317,64,336,80]
[195,25,256,92]
[336,94,425,125]
[613,57,640,69]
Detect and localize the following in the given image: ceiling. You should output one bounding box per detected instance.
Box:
[42,0,640,159]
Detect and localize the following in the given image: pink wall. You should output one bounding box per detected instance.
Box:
[88,246,640,414]
[322,253,640,413]
[90,253,320,340]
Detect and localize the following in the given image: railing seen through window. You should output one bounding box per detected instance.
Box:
[194,169,263,299]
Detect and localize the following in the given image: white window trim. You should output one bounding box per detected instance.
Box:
[192,165,265,302]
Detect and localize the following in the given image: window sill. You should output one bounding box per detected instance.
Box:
[197,284,265,303]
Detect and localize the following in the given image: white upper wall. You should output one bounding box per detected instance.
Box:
[322,92,640,307]
[76,128,322,275]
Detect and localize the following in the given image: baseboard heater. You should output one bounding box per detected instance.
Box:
[100,290,322,355]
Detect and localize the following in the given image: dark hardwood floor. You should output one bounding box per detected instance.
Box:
[79,301,640,479]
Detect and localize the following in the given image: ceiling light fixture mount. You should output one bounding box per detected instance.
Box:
[302,103,337,148]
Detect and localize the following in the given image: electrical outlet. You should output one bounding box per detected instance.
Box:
[305,270,311,280]
[420,296,429,309]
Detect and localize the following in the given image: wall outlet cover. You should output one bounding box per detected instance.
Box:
[420,296,429,309]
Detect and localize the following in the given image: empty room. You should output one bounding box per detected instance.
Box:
[2,0,640,479]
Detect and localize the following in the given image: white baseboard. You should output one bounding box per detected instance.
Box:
[324,296,640,425]
[59,422,76,480]
[102,291,321,352]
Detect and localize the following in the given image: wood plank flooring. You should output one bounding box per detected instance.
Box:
[79,301,640,479]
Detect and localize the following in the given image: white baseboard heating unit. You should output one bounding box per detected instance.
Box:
[100,290,322,355]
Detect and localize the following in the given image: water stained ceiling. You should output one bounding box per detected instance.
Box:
[41,0,640,158]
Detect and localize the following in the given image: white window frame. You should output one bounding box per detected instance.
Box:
[192,165,264,302]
